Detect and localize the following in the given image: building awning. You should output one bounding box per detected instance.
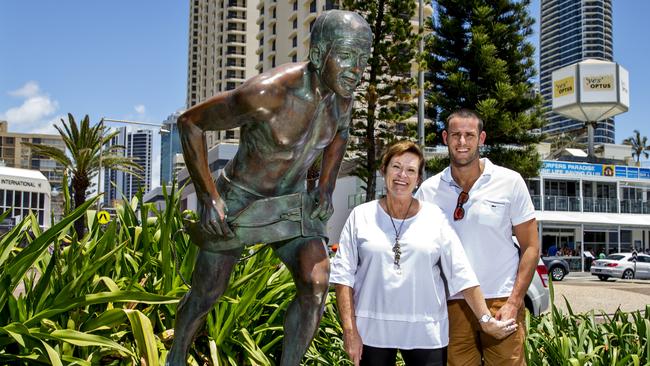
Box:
[536,210,650,228]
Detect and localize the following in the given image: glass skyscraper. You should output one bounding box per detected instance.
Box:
[539,0,614,143]
[161,111,183,185]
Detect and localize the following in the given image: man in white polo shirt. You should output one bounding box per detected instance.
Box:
[415,109,539,365]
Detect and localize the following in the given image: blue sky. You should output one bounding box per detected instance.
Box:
[1,1,648,188]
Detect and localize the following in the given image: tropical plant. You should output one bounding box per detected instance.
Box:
[0,183,351,365]
[426,0,544,177]
[341,0,419,202]
[23,113,142,237]
[525,281,649,365]
[622,129,650,166]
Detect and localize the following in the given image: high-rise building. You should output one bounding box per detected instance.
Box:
[187,0,262,149]
[161,111,184,185]
[103,127,153,206]
[0,120,65,221]
[539,0,614,143]
[255,0,339,73]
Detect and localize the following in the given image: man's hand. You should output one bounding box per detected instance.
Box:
[342,329,363,366]
[480,317,518,340]
[197,195,234,239]
[310,189,334,221]
[495,299,521,322]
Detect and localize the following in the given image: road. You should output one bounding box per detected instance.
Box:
[548,273,650,315]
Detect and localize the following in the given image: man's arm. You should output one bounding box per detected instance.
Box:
[495,218,540,320]
[310,126,348,220]
[178,86,266,237]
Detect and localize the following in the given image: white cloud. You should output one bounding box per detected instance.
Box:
[1,81,59,133]
[3,96,58,125]
[28,115,66,135]
[134,104,146,114]
[8,81,40,98]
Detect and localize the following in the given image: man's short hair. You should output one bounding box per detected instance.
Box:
[445,108,484,133]
[310,10,372,50]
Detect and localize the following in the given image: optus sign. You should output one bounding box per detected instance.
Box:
[553,76,575,98]
[583,75,614,91]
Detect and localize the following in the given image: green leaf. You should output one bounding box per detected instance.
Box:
[125,309,159,366]
[26,291,178,327]
[40,339,64,366]
[0,322,29,347]
[34,329,134,357]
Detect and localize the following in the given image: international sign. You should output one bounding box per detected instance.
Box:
[583,74,614,91]
[553,76,575,98]
[97,210,111,225]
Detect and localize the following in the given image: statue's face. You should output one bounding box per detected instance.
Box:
[320,38,370,98]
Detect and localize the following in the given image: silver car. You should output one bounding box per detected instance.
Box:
[590,252,650,280]
[525,258,550,316]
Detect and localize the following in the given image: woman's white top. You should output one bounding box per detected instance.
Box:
[330,200,479,349]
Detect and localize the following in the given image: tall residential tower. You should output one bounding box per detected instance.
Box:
[539,0,614,143]
[186,0,260,148]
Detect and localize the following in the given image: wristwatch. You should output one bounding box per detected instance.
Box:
[479,314,493,324]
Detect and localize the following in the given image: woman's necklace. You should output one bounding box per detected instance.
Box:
[386,197,415,275]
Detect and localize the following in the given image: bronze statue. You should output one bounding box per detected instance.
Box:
[166,10,372,365]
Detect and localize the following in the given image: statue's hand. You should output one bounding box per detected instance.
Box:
[198,195,235,239]
[310,189,334,221]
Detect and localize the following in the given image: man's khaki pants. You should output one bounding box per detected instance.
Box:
[447,298,526,366]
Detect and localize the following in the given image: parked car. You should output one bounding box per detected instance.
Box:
[542,256,570,281]
[590,252,650,280]
[525,258,550,316]
[511,237,550,315]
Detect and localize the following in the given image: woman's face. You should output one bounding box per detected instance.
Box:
[383,152,421,198]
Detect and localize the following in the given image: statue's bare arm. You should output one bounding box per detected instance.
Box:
[178,81,283,237]
[311,104,352,220]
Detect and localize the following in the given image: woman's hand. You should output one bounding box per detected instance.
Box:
[480,317,518,340]
[343,329,363,366]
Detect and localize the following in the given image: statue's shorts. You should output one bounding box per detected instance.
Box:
[185,174,328,253]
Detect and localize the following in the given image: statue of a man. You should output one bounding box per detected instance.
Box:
[166,10,372,365]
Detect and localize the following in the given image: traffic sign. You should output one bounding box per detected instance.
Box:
[97,210,111,225]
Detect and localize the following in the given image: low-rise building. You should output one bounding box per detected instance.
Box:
[527,160,650,271]
[0,166,51,232]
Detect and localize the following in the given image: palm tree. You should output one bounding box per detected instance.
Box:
[546,127,588,160]
[622,130,650,167]
[23,113,142,237]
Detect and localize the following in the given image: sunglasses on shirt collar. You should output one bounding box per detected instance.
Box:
[453,191,469,221]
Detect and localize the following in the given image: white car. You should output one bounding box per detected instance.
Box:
[525,258,550,316]
[590,252,650,280]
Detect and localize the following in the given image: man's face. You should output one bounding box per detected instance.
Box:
[320,38,370,97]
[443,117,486,167]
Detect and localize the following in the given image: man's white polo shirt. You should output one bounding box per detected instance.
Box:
[415,158,536,299]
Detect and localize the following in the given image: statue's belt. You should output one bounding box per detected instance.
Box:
[184,192,327,252]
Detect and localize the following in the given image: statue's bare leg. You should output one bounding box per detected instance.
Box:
[166,247,243,366]
[274,237,330,366]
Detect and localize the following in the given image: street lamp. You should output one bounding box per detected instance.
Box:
[97,117,165,210]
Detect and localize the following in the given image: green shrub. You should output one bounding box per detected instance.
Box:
[525,281,649,365]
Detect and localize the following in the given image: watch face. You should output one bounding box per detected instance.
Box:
[480,314,491,323]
